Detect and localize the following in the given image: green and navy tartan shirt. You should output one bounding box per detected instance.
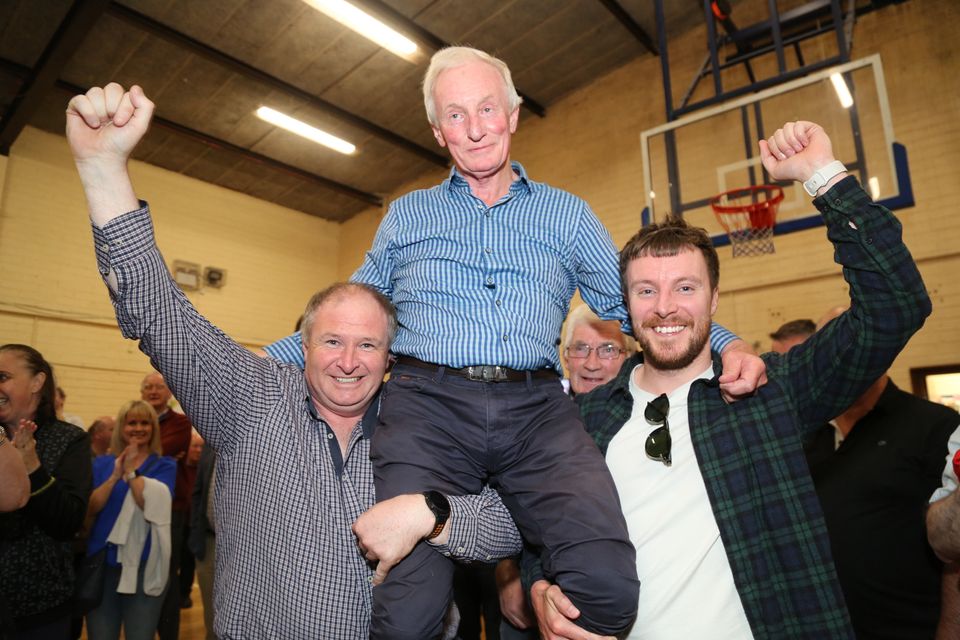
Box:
[575,177,930,638]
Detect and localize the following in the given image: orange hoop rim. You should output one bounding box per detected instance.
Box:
[710,185,784,215]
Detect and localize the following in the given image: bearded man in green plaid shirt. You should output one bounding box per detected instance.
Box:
[529,121,931,640]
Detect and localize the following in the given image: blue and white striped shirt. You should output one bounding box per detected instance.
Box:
[353,162,624,372]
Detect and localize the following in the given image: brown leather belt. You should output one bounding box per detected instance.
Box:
[394,356,558,383]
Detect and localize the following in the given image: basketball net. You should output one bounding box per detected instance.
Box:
[711,185,784,257]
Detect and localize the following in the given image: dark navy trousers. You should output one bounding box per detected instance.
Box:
[369,362,639,640]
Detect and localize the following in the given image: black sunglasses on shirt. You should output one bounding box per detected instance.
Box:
[644,393,671,466]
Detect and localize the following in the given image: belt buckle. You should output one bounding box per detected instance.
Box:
[466,365,508,382]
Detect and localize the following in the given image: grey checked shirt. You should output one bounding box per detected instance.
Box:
[93,205,522,639]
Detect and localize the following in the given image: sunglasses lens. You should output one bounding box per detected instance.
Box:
[645,394,669,425]
[645,426,672,465]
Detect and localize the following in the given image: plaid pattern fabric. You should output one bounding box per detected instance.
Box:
[576,177,930,639]
[92,207,521,639]
[352,162,626,372]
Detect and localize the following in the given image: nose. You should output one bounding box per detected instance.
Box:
[654,290,677,317]
[584,349,603,370]
[338,347,359,372]
[466,115,483,141]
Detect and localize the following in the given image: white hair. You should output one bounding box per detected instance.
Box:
[562,305,636,354]
[422,46,522,127]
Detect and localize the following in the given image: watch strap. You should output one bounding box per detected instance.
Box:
[803,160,847,197]
[422,491,450,540]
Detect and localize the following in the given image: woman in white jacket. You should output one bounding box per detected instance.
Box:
[85,399,175,640]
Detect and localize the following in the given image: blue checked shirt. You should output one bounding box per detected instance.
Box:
[575,178,931,638]
[353,162,625,372]
[266,162,737,367]
[92,207,522,640]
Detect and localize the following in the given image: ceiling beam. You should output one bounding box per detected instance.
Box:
[0,59,382,207]
[107,1,449,168]
[597,0,659,55]
[349,0,547,118]
[0,0,111,155]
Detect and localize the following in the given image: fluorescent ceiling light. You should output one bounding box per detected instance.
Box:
[868,176,880,200]
[830,73,854,108]
[304,0,418,59]
[256,106,356,155]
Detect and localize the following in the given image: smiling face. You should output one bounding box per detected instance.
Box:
[302,290,391,428]
[565,321,628,395]
[0,350,45,429]
[121,412,155,449]
[430,59,519,186]
[625,248,718,375]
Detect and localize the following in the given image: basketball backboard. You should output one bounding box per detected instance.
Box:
[640,54,912,248]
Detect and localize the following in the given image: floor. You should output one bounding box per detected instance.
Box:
[79,581,207,640]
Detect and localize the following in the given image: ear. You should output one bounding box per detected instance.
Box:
[431,124,447,148]
[710,288,719,316]
[508,107,519,134]
[29,371,46,395]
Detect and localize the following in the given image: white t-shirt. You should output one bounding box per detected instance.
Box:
[605,364,753,640]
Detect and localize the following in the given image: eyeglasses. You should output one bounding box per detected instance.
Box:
[565,343,626,360]
[644,393,671,466]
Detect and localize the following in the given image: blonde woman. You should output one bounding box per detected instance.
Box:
[85,400,175,640]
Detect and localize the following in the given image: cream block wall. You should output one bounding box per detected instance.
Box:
[340,0,960,390]
[0,128,340,425]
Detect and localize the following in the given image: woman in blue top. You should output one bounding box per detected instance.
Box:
[85,399,176,640]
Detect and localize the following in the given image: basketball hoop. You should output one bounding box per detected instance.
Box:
[710,185,783,257]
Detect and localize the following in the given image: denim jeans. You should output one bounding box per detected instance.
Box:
[85,564,167,640]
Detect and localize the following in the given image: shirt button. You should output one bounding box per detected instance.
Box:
[865,237,873,244]
[100,243,109,251]
[327,433,334,439]
[484,247,492,254]
[485,277,494,285]
[457,546,465,554]
[495,300,502,306]
[834,198,842,206]
[502,335,508,341]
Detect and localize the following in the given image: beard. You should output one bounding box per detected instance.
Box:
[636,317,711,371]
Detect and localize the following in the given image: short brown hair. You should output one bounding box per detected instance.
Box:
[619,216,720,302]
[769,319,816,341]
[300,283,397,348]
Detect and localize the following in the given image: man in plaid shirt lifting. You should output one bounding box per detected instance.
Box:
[530,121,931,640]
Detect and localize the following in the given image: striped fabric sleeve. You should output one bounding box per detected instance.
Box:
[709,322,737,353]
[264,332,305,367]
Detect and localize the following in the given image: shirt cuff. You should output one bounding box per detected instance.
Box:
[92,202,155,281]
[428,495,477,560]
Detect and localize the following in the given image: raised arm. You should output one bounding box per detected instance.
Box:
[66,84,278,454]
[66,83,150,227]
[759,121,930,428]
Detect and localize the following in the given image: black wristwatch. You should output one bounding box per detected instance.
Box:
[422,491,451,540]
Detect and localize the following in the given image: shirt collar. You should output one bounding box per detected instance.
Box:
[303,389,382,440]
[445,161,533,196]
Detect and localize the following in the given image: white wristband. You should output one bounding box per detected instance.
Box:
[803,160,847,197]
